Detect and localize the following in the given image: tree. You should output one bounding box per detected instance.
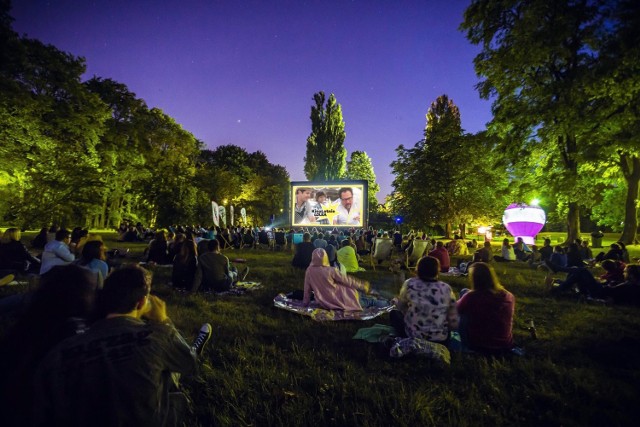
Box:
[391,95,507,237]
[345,151,380,214]
[586,0,640,244]
[460,0,614,243]
[304,91,347,181]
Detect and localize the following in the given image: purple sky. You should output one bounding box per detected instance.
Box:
[11,0,492,202]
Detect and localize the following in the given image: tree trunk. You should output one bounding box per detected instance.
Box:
[460,223,466,239]
[566,201,580,244]
[619,153,640,245]
[444,222,452,239]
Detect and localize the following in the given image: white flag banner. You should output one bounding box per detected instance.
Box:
[211,201,219,227]
[230,205,234,226]
[240,207,247,224]
[218,206,226,227]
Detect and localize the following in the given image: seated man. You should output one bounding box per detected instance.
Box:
[40,229,75,275]
[475,241,494,263]
[291,232,315,269]
[193,239,238,292]
[33,265,211,426]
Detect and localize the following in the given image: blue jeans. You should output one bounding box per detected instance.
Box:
[359,294,390,308]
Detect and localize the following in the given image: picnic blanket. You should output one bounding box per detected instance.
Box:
[216,281,262,296]
[388,337,451,364]
[273,293,394,321]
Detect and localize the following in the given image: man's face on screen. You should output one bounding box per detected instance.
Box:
[297,189,311,204]
[340,190,353,210]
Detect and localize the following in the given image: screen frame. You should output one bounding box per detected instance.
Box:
[289,180,368,228]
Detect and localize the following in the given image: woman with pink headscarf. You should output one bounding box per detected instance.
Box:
[303,248,387,310]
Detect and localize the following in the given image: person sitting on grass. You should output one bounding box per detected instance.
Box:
[0,265,98,427]
[475,241,494,263]
[513,237,531,261]
[389,256,458,345]
[566,243,586,268]
[595,243,623,263]
[291,232,316,269]
[494,238,516,262]
[32,264,212,427]
[173,238,198,292]
[73,240,109,288]
[428,241,451,273]
[337,238,365,273]
[192,239,240,293]
[601,264,640,306]
[303,248,387,311]
[539,238,553,262]
[456,262,515,355]
[146,230,170,265]
[40,229,75,275]
[599,259,626,286]
[549,245,567,268]
[0,227,41,275]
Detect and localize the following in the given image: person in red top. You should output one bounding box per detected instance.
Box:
[427,241,450,273]
[457,262,515,354]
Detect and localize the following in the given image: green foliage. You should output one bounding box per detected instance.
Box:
[391,96,508,234]
[345,151,380,213]
[304,92,347,181]
[195,146,289,226]
[460,0,615,242]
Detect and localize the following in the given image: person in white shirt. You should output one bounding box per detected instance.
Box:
[333,187,361,225]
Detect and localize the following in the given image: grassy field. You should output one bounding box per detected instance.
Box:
[1,232,640,426]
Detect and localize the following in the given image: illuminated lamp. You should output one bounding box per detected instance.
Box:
[502,203,546,245]
[477,226,487,235]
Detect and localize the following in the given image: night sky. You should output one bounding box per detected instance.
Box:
[11,0,492,202]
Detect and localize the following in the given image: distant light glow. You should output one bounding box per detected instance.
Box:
[477,226,487,234]
[531,198,540,206]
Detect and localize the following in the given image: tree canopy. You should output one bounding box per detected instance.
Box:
[304,91,347,181]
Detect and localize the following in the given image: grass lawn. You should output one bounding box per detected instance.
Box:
[1,231,639,426]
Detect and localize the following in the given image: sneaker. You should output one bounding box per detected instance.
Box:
[0,274,15,287]
[191,323,212,356]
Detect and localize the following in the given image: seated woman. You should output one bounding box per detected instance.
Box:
[0,228,41,274]
[494,238,515,262]
[390,256,457,345]
[303,248,385,311]
[457,263,515,354]
[74,240,109,288]
[172,239,198,291]
[146,230,170,264]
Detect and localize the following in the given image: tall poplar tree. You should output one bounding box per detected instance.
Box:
[304,91,347,181]
[345,151,380,213]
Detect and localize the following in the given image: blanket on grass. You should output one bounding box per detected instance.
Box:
[273,293,394,321]
[216,281,262,296]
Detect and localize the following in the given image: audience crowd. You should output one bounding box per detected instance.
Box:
[0,220,638,425]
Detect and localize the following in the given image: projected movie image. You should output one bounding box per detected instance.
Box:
[290,182,367,227]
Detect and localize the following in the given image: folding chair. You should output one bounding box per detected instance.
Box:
[257,230,273,250]
[405,239,432,269]
[370,237,394,271]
